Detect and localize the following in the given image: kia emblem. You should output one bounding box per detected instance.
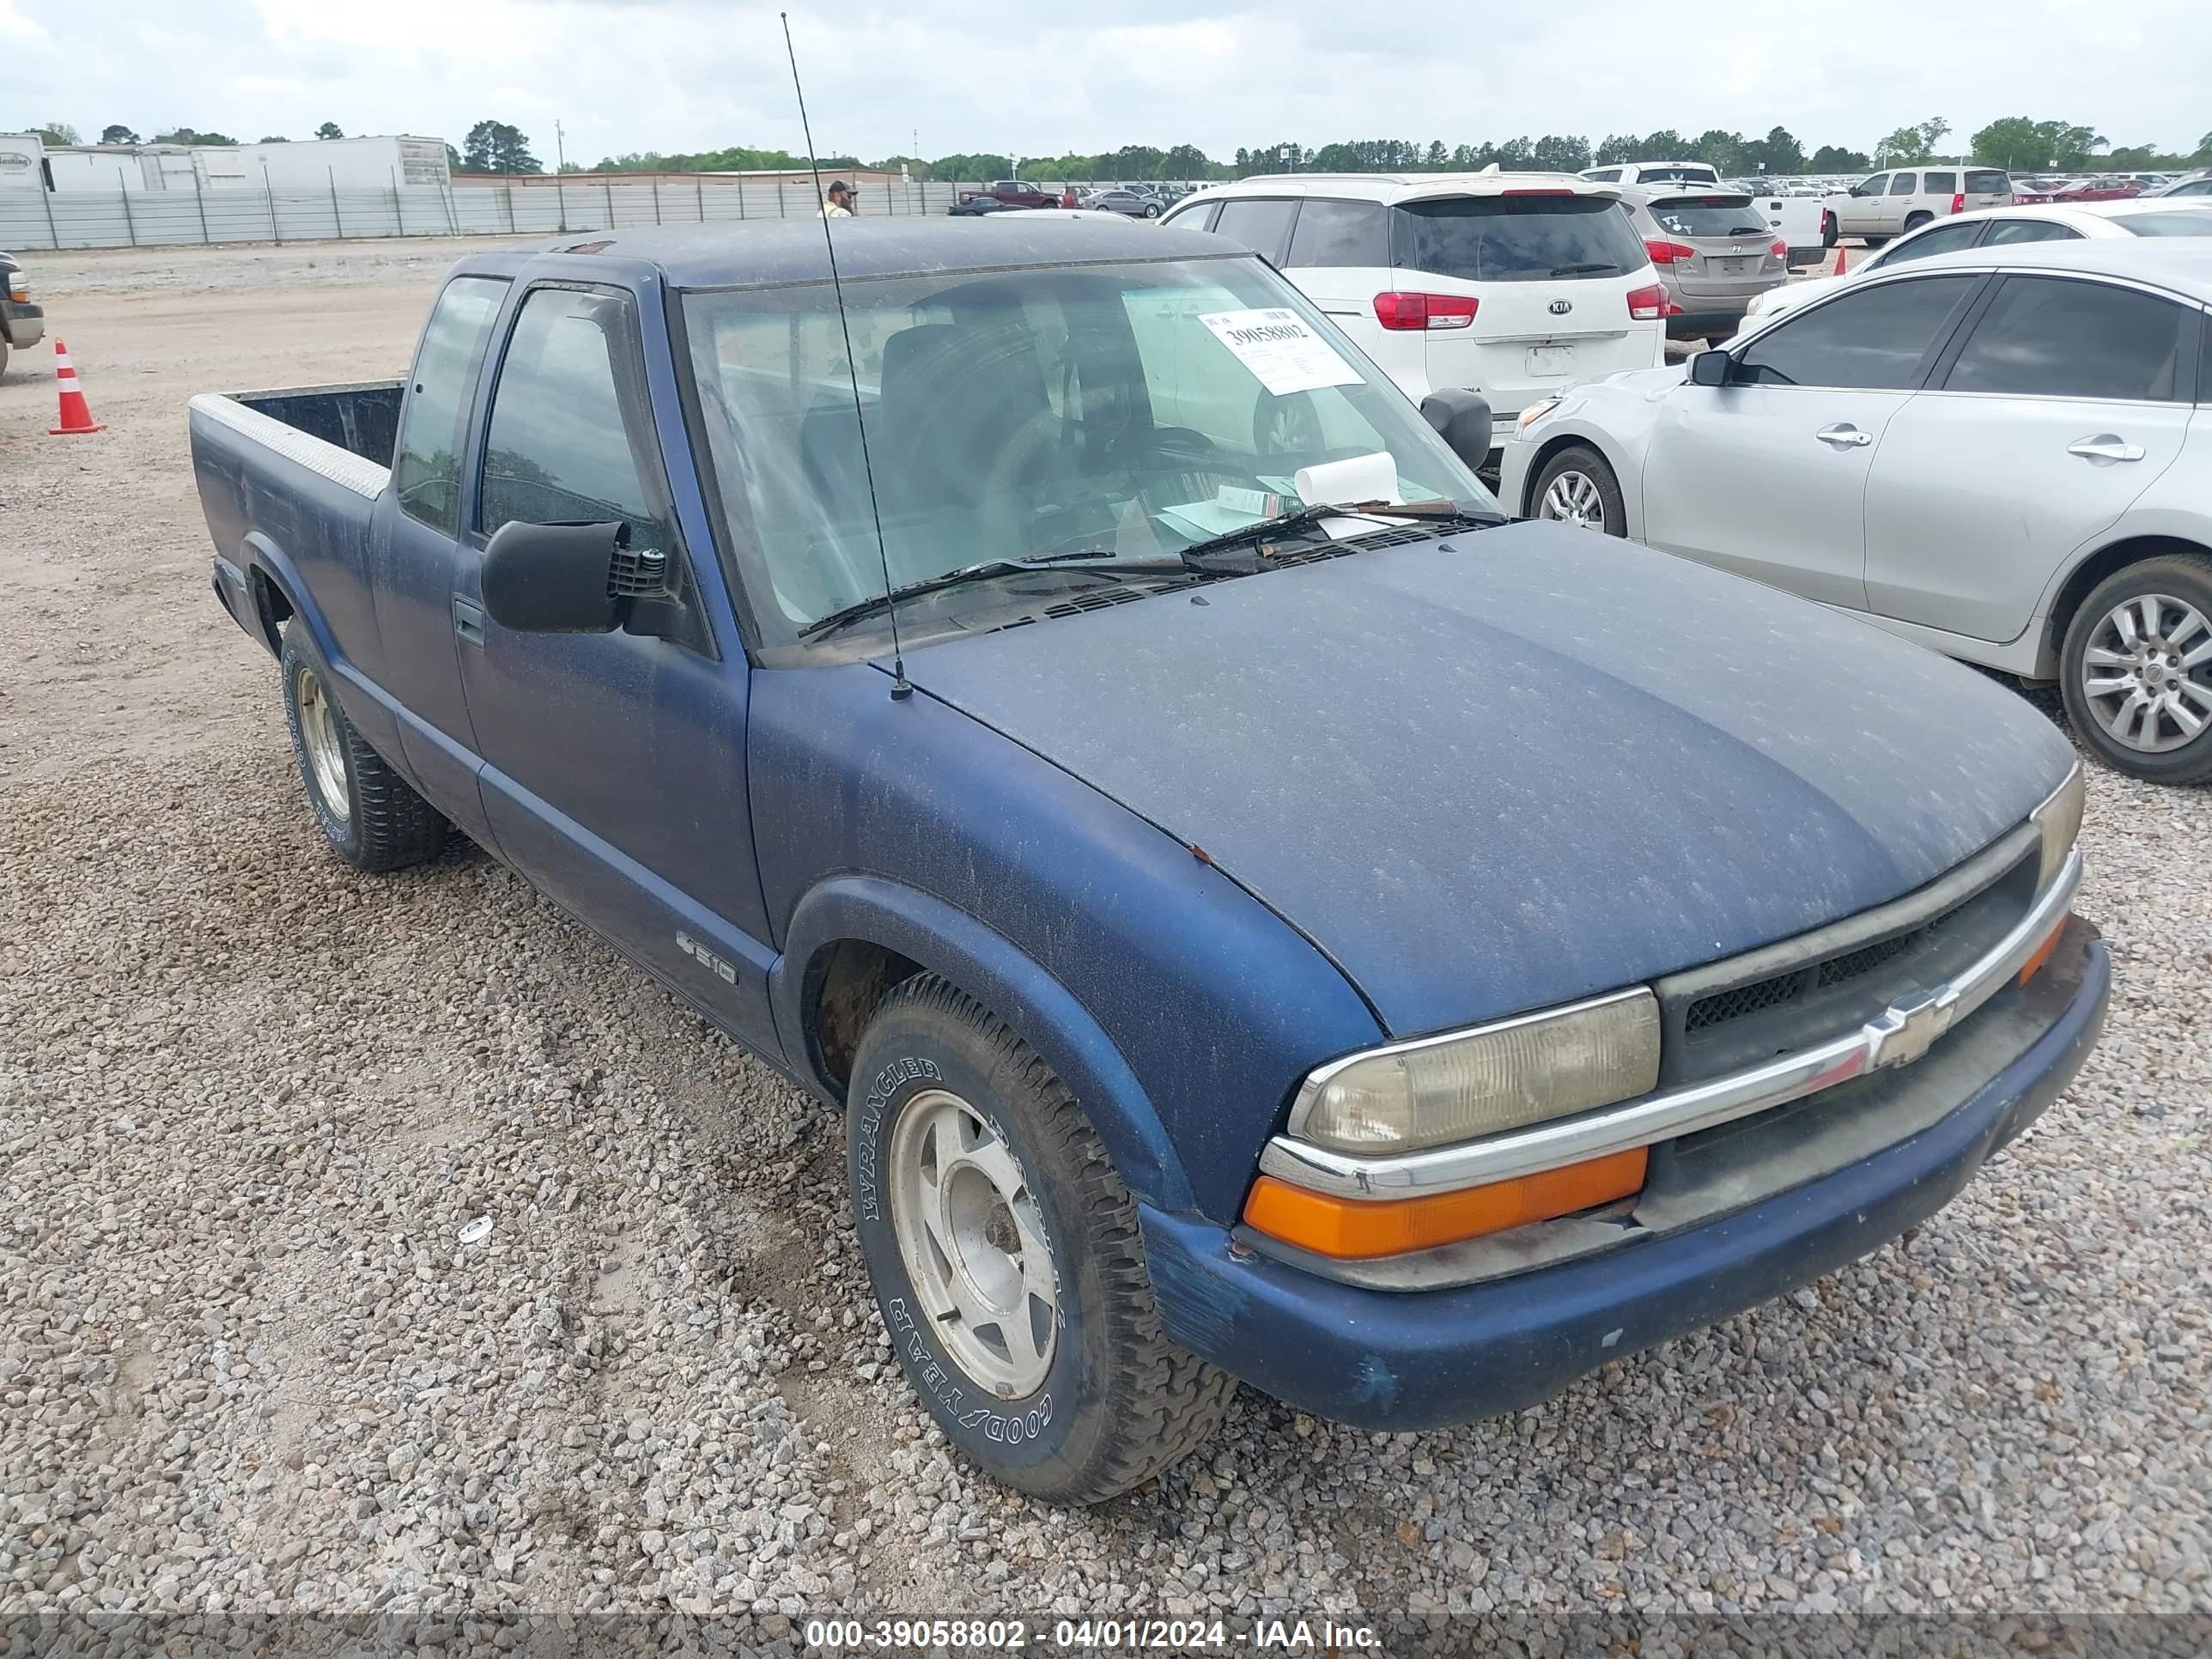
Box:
[1547,298,1572,315]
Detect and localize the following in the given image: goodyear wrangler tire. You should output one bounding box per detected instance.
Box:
[846,975,1235,1503]
[279,622,449,872]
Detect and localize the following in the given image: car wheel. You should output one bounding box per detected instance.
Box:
[2059,555,2212,784]
[0,340,9,380]
[846,975,1235,1504]
[279,622,450,871]
[1903,211,1933,232]
[1820,211,1838,247]
[1143,203,1160,218]
[1530,446,1626,535]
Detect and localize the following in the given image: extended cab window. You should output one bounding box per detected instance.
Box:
[1735,275,1978,390]
[1942,276,2196,402]
[392,276,507,534]
[480,287,675,559]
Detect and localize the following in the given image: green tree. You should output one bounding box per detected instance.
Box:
[315,121,344,141]
[1594,133,1638,165]
[2198,130,2212,160]
[1808,143,1869,171]
[1970,116,2104,169]
[1744,125,1804,174]
[100,124,139,145]
[33,121,80,146]
[153,127,239,146]
[461,120,540,174]
[1161,143,1214,179]
[1531,133,1591,172]
[258,135,289,143]
[446,143,463,174]
[1692,129,1746,173]
[1875,117,1955,167]
[1639,130,1687,159]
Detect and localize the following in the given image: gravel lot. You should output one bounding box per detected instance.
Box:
[2,236,2208,1648]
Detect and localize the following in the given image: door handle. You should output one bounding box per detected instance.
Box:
[2067,434,2145,464]
[1814,423,1872,448]
[452,598,486,645]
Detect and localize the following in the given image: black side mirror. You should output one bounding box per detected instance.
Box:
[480,520,627,634]
[1686,349,1733,388]
[1419,387,1494,471]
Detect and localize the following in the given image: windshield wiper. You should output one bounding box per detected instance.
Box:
[797,554,1188,641]
[1550,261,1620,276]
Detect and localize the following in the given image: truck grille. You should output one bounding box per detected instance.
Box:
[1654,829,2040,1088]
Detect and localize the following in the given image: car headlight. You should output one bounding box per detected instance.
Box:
[1290,988,1662,1154]
[1516,398,1562,434]
[1745,289,1778,317]
[5,273,25,303]
[2031,763,2084,892]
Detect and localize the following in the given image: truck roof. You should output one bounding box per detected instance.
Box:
[457,218,1239,290]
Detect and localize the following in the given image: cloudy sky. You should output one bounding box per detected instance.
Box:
[2,0,2206,167]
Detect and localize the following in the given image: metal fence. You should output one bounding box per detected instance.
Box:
[0,179,1148,252]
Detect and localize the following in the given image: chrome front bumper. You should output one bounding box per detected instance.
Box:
[1259,846,2083,1201]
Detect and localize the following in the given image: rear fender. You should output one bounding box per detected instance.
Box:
[240,532,407,763]
[773,873,1194,1215]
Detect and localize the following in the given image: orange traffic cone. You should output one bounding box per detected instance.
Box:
[48,340,106,435]
[1832,244,1849,276]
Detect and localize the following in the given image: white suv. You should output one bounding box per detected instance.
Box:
[1161,172,1666,452]
[1824,167,2013,245]
[1580,161,1722,189]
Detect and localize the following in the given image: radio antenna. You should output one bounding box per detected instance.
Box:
[782,10,909,700]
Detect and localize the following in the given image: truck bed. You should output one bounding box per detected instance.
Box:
[225,380,404,467]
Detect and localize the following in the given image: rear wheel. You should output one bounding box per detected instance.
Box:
[1863,234,1891,247]
[847,975,1234,1503]
[2059,555,2212,784]
[0,340,9,380]
[1530,446,1626,536]
[1820,211,1838,247]
[1903,210,1934,232]
[1143,203,1160,218]
[279,622,450,871]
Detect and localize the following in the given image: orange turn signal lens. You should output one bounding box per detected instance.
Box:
[1243,1147,1649,1261]
[2018,916,2067,986]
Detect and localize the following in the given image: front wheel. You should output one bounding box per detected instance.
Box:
[1530,445,1626,535]
[2059,555,2212,784]
[1863,234,1891,247]
[846,975,1234,1504]
[1903,210,1933,232]
[1143,203,1160,218]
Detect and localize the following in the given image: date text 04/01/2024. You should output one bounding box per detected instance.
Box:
[802,1617,1382,1650]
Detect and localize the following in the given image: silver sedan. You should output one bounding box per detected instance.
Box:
[1499,238,2212,784]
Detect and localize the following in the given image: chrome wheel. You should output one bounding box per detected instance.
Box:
[887,1088,1057,1396]
[2080,593,2212,754]
[1540,470,1607,529]
[294,665,350,822]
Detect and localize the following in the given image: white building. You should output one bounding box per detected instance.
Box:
[0,132,451,192]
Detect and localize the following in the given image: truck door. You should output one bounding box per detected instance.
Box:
[367,272,510,847]
[450,281,779,1054]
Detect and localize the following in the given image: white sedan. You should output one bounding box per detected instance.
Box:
[1738,198,2212,331]
[1498,239,2212,784]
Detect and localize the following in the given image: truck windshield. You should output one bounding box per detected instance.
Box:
[679,257,1494,649]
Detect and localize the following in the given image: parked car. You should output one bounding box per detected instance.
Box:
[1617,186,1790,341]
[947,195,1018,217]
[191,216,2105,1501]
[1580,161,1722,189]
[1163,171,1665,457]
[1720,183,1832,266]
[1504,239,2212,782]
[957,180,1073,211]
[2050,177,2142,204]
[2148,173,2212,198]
[1739,197,2212,329]
[0,251,44,378]
[1081,187,1164,218]
[1823,167,2013,245]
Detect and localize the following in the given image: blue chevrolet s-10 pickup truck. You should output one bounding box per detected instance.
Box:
[191,216,2108,1504]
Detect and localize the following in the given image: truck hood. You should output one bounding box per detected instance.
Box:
[902,523,2075,1037]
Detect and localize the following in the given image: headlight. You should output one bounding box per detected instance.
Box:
[1291,988,1662,1155]
[2031,763,2084,892]
[5,273,24,302]
[1745,290,1778,317]
[1515,398,1562,434]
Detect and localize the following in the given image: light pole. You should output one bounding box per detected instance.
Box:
[553,118,568,233]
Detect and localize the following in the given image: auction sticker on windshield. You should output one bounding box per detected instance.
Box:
[1199,308,1363,396]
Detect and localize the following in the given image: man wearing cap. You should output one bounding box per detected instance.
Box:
[821,180,855,218]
